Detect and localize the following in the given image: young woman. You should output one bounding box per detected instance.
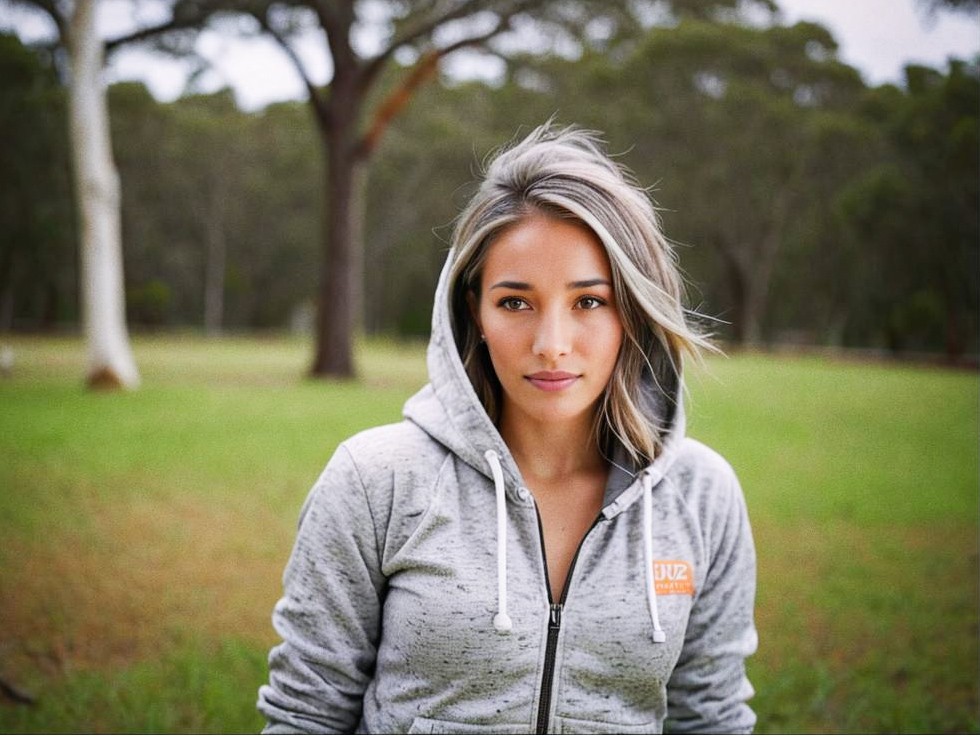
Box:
[258,125,757,734]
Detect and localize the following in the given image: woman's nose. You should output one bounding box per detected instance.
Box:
[532,310,572,361]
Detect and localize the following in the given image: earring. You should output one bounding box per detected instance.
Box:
[480,334,486,343]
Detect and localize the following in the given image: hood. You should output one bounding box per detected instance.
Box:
[402,251,688,513]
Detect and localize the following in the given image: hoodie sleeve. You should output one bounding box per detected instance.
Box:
[257,444,385,734]
[665,466,758,734]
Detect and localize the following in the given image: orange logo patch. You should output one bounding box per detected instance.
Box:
[653,560,695,595]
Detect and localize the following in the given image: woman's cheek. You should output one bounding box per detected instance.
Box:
[484,312,528,356]
[591,312,624,374]
[482,323,520,380]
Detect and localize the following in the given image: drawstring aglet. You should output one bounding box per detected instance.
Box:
[493,612,513,633]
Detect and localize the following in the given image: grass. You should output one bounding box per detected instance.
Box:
[0,334,976,733]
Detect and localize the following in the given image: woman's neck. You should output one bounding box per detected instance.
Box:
[498,403,606,483]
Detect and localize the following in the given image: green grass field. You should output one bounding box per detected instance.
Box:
[0,335,976,734]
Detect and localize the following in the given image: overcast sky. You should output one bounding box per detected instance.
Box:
[2,0,977,111]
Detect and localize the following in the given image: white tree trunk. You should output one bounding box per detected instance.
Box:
[67,0,139,388]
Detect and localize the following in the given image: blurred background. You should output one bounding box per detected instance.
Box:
[0,0,977,733]
[1,0,978,357]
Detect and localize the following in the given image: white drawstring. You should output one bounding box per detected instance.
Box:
[642,472,667,643]
[485,450,513,634]
[485,449,662,641]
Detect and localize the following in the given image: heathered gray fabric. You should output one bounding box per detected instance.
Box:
[257,255,758,734]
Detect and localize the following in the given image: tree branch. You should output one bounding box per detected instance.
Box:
[356,3,532,159]
[105,17,197,52]
[102,0,240,53]
[434,7,524,56]
[317,0,356,73]
[359,0,487,90]
[355,50,441,159]
[253,9,332,131]
[360,0,549,94]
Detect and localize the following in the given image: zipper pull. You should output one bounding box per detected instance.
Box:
[549,604,562,630]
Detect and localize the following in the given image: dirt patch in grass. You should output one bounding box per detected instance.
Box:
[751,518,979,732]
[755,517,978,650]
[1,492,294,682]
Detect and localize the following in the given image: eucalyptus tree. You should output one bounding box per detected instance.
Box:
[164,91,244,335]
[130,0,769,376]
[235,0,648,377]
[840,60,979,357]
[9,0,141,386]
[544,19,869,344]
[6,0,249,385]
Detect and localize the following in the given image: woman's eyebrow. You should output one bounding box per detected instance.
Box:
[489,278,611,290]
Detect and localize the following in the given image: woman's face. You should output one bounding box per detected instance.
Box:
[471,215,624,429]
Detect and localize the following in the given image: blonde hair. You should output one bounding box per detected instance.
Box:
[447,123,715,466]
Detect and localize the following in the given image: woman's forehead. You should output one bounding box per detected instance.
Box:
[482,215,612,286]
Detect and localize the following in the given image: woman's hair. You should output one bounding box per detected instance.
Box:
[447,123,715,466]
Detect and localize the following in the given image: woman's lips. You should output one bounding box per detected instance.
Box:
[525,371,580,392]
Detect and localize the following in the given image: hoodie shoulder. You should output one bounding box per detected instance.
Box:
[340,420,452,496]
[672,437,739,487]
[338,421,454,567]
[343,420,446,465]
[665,437,744,533]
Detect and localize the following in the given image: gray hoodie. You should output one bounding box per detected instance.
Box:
[257,255,758,734]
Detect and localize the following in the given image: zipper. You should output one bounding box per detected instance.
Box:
[533,508,601,734]
[535,604,562,734]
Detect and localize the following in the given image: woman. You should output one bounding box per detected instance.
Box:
[258,124,757,734]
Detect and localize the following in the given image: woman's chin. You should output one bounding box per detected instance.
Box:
[514,395,597,427]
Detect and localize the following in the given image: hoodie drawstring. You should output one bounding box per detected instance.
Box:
[485,450,513,634]
[642,472,667,643]
[486,450,664,643]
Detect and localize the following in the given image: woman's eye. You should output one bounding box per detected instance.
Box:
[499,297,528,311]
[577,296,605,310]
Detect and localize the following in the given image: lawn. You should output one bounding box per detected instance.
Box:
[0,335,976,733]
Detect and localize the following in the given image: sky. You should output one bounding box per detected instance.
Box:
[1,0,977,111]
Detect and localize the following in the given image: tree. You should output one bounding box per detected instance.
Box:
[523,19,868,345]
[130,0,765,376]
[840,60,979,358]
[0,32,76,332]
[67,0,139,387]
[11,0,142,387]
[10,0,246,384]
[246,0,638,377]
[162,90,244,335]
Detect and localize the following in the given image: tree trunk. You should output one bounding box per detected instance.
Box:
[311,114,365,377]
[0,285,13,334]
[740,281,765,346]
[718,242,762,346]
[0,246,13,333]
[67,0,139,389]
[727,259,753,346]
[204,192,226,337]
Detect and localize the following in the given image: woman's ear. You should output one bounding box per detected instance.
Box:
[466,289,483,339]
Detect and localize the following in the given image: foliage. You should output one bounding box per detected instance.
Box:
[840,60,980,356]
[0,17,977,358]
[0,32,76,330]
[522,20,877,345]
[104,84,321,329]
